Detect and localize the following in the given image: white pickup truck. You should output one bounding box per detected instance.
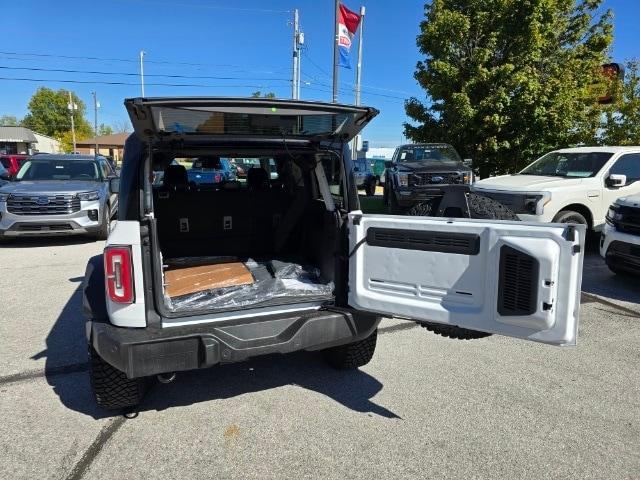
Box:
[472,147,640,231]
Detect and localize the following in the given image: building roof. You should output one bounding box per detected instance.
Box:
[0,127,38,143]
[76,132,129,147]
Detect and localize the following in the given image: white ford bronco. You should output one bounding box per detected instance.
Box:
[82,97,585,410]
[473,147,640,231]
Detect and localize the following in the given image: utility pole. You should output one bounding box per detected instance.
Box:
[139,50,146,97]
[291,9,299,99]
[297,25,304,99]
[67,91,77,154]
[92,91,100,157]
[332,0,340,103]
[351,5,366,159]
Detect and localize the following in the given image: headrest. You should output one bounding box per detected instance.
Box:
[163,164,188,189]
[247,167,269,191]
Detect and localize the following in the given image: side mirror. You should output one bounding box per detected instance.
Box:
[384,160,394,169]
[109,177,120,194]
[607,174,627,188]
[463,158,473,167]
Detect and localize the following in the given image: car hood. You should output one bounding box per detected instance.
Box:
[397,161,470,173]
[616,194,640,208]
[0,181,102,195]
[473,174,585,192]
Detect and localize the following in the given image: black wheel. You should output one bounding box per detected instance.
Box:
[408,192,519,340]
[606,263,634,277]
[324,329,377,370]
[365,178,377,197]
[95,205,111,240]
[388,188,407,215]
[89,345,150,410]
[552,210,588,227]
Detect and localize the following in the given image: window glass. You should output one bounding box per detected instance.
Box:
[16,160,100,181]
[609,154,640,184]
[520,152,612,177]
[99,161,111,179]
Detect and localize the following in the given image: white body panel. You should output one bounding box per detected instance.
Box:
[105,221,147,327]
[348,213,585,346]
[600,195,640,258]
[473,147,640,231]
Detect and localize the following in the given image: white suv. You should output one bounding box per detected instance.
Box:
[472,147,640,231]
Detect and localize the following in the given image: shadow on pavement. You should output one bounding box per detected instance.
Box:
[0,235,99,249]
[42,281,400,421]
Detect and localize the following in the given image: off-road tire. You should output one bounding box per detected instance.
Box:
[324,329,378,369]
[388,188,407,215]
[552,210,588,227]
[365,178,377,197]
[606,263,633,277]
[408,192,519,340]
[89,345,149,410]
[408,192,519,220]
[95,205,111,241]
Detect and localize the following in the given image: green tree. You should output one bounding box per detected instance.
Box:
[22,87,93,140]
[404,0,613,177]
[251,91,277,99]
[0,115,20,126]
[600,60,640,145]
[97,124,114,136]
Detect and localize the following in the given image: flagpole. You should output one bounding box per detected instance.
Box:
[351,5,365,159]
[332,0,340,103]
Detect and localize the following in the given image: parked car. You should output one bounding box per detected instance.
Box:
[383,143,473,213]
[0,154,29,179]
[600,194,640,275]
[83,96,584,410]
[473,146,640,231]
[187,156,236,186]
[0,154,118,240]
[352,158,377,196]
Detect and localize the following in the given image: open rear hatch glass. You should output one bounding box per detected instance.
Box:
[125,97,378,144]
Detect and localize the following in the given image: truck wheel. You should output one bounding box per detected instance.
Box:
[388,189,407,215]
[94,205,111,241]
[408,193,519,340]
[365,179,377,197]
[324,329,377,370]
[552,210,588,227]
[89,345,150,410]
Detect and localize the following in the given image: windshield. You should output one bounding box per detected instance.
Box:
[519,152,613,177]
[15,160,101,181]
[396,145,462,165]
[353,159,368,171]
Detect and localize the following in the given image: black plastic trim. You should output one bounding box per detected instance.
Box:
[365,227,480,255]
[497,245,539,316]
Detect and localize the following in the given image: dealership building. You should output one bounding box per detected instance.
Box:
[0,126,61,155]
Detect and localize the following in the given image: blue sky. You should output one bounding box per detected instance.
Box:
[0,0,637,147]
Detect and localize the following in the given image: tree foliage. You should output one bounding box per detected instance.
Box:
[98,124,114,136]
[404,0,613,176]
[22,87,93,140]
[600,60,640,145]
[0,115,20,126]
[251,91,277,98]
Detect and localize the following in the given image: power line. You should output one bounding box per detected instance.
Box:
[116,0,290,14]
[0,76,285,89]
[0,65,291,82]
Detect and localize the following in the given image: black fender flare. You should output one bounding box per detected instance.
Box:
[82,255,108,325]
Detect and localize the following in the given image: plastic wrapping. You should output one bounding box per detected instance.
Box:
[164,257,334,313]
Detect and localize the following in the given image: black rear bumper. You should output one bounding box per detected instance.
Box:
[88,309,380,379]
[605,240,640,274]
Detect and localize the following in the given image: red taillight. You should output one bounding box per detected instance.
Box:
[214,173,222,183]
[104,246,134,303]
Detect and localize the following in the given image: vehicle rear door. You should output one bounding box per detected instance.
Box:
[348,213,584,346]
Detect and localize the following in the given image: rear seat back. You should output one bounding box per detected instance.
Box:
[154,166,290,257]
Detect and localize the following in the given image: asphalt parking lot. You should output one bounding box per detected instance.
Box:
[1,234,638,480]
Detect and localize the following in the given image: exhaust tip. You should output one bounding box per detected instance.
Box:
[157,372,176,384]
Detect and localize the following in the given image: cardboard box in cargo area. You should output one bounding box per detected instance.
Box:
[165,262,254,298]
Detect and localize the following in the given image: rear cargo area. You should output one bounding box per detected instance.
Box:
[152,155,339,314]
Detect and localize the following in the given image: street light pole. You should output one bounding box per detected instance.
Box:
[139,50,146,97]
[92,91,99,157]
[291,9,299,99]
[67,91,77,154]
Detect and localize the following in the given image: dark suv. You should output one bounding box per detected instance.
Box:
[383,143,473,214]
[82,97,584,410]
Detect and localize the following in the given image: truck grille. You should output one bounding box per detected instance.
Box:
[15,223,74,232]
[411,172,463,186]
[7,194,80,216]
[474,191,526,213]
[614,206,640,235]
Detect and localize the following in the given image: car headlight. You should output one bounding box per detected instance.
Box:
[462,172,472,184]
[398,173,409,187]
[0,193,9,202]
[605,204,621,225]
[523,193,551,215]
[77,191,100,201]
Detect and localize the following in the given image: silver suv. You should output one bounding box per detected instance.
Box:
[0,154,117,240]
